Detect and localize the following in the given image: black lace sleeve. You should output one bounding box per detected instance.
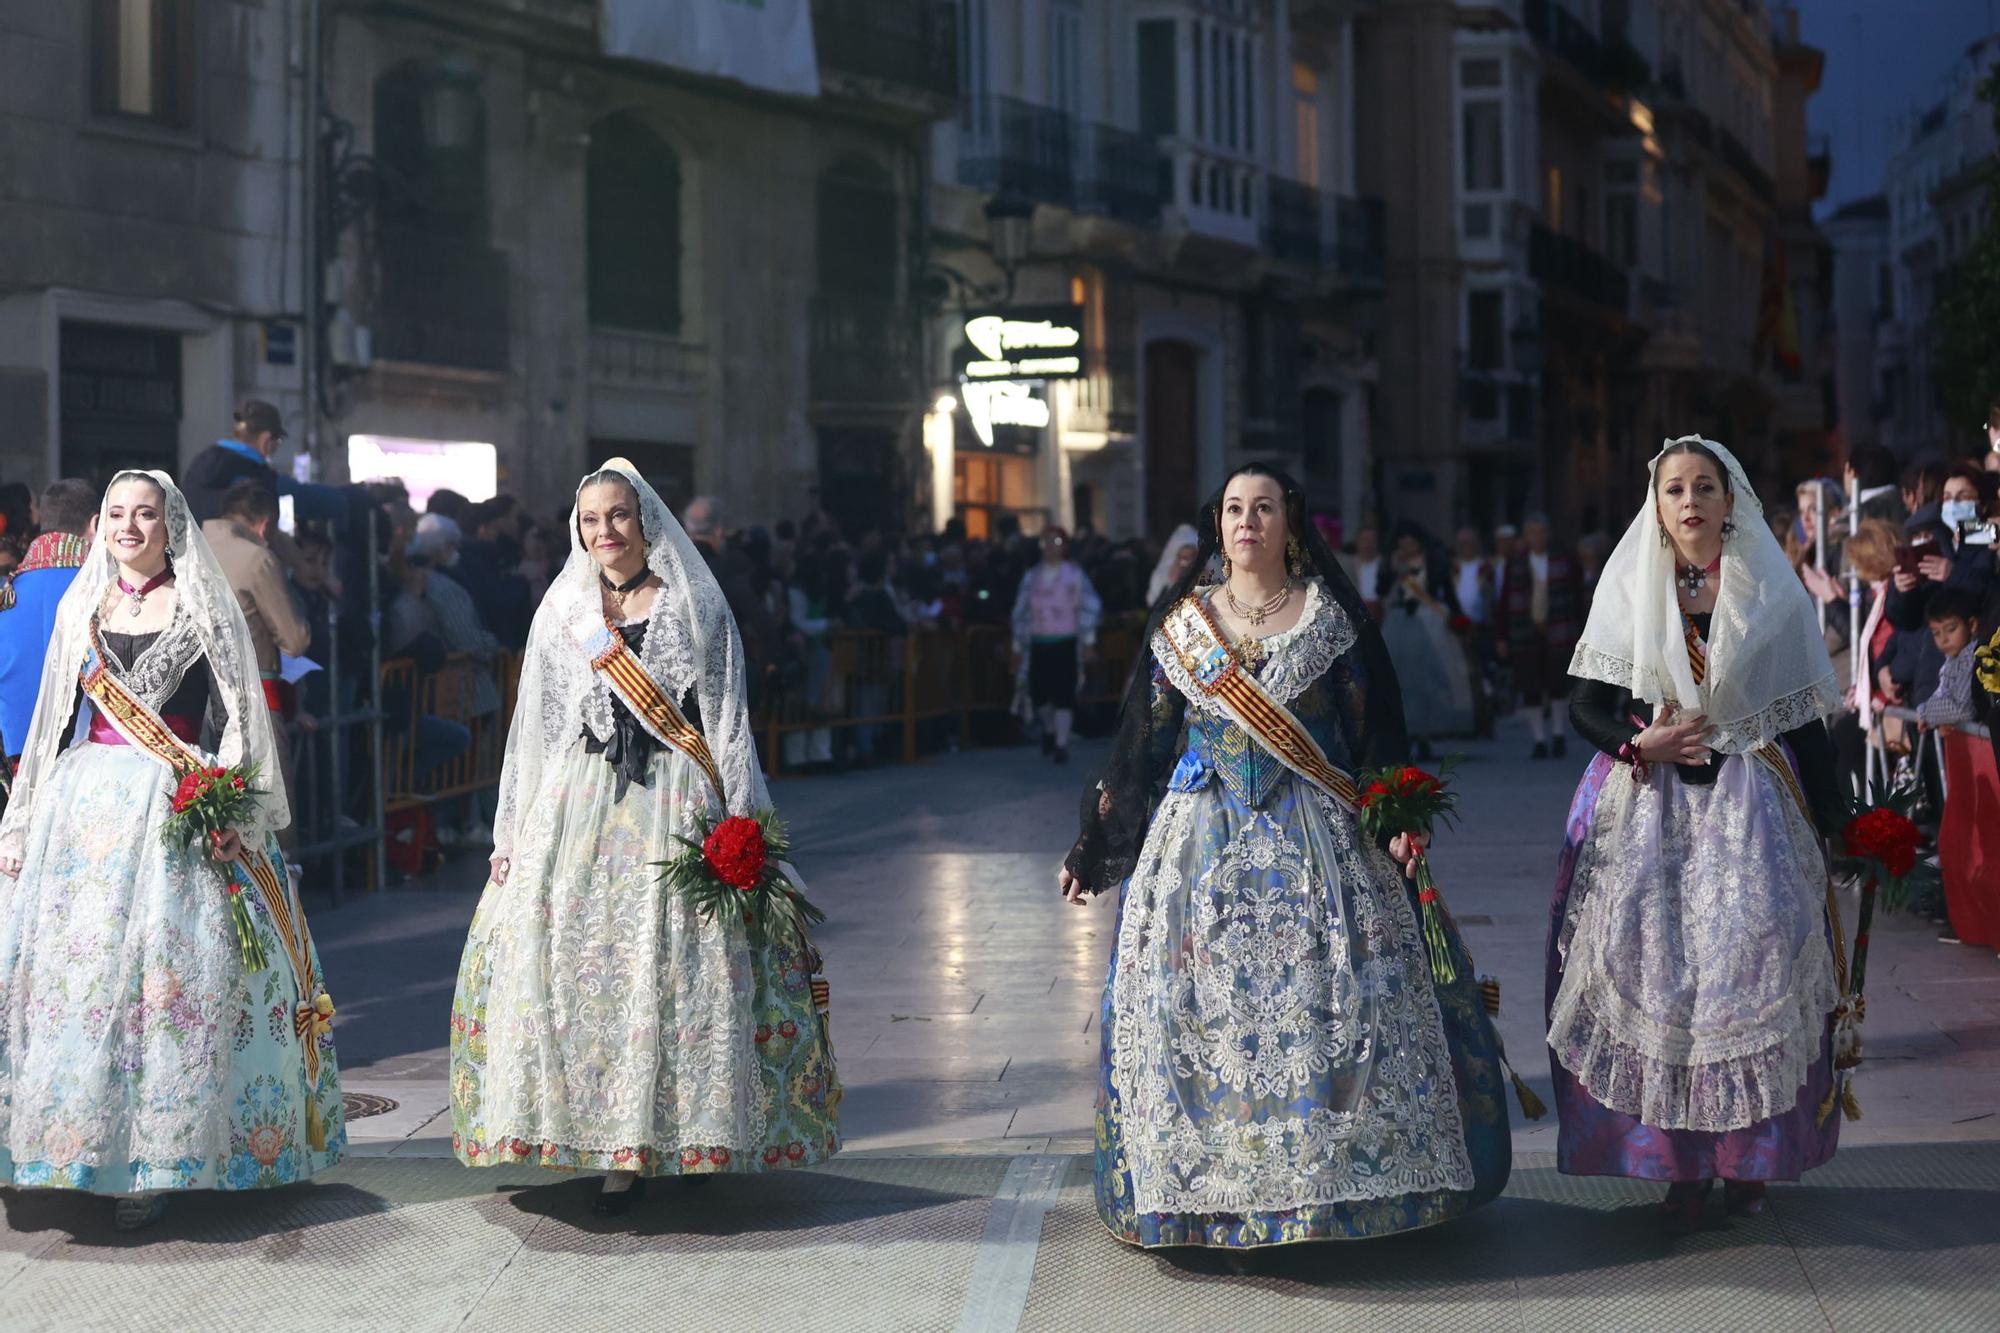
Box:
[1570,677,1642,760]
[1781,717,1844,840]
[1062,643,1187,895]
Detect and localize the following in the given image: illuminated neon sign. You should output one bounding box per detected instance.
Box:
[958,305,1085,381]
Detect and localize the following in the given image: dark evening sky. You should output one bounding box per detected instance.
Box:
[1803,0,1998,213]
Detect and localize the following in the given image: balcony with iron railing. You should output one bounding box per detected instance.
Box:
[1074,122,1169,226]
[1523,0,1650,91]
[589,326,707,392]
[1264,176,1322,264]
[813,0,958,104]
[808,296,920,406]
[1529,222,1630,313]
[957,96,1075,209]
[372,228,510,372]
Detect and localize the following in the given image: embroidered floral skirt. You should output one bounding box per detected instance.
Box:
[0,744,345,1194]
[450,743,839,1176]
[1094,772,1511,1250]
[1545,752,1840,1182]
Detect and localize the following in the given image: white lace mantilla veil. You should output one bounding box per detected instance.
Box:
[1568,435,1840,753]
[489,459,773,870]
[0,469,287,861]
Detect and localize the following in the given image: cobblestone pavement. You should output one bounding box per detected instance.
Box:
[3,726,1996,1331]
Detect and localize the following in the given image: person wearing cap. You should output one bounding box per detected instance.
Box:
[182,398,348,530]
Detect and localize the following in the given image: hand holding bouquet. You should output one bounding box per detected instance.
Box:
[161,762,268,971]
[1356,760,1463,984]
[655,810,824,949]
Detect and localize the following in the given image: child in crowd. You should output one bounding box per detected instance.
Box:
[1917,587,1985,730]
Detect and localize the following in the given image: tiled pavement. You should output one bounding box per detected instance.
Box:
[3,726,1996,1331]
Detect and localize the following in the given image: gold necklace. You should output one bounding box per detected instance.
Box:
[1224,579,1292,627]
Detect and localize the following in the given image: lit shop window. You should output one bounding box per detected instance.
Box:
[347,435,498,509]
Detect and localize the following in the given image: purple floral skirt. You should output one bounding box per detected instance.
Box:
[1544,753,1840,1182]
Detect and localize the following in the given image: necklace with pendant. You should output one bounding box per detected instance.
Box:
[600,565,650,615]
[1677,554,1721,601]
[1225,579,1292,627]
[116,568,172,618]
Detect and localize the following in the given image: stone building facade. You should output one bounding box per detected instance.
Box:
[0,0,309,488]
[0,0,953,536]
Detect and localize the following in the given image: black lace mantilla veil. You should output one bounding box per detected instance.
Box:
[1061,468,1408,894]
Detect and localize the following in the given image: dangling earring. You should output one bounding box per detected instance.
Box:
[1286,538,1304,579]
[1222,551,1233,579]
[1720,517,1738,543]
[1658,523,1670,549]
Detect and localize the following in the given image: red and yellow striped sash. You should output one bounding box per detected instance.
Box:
[1160,595,1360,809]
[79,647,332,1091]
[576,620,726,807]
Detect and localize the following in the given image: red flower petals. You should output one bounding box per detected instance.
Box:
[702,816,769,890]
[1842,808,1921,880]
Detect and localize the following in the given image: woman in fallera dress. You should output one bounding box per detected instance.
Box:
[1059,463,1512,1254]
[1548,436,1847,1233]
[449,461,838,1216]
[0,472,343,1230]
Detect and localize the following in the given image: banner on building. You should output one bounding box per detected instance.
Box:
[601,0,820,98]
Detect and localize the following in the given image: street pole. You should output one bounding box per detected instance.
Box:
[300,0,322,474]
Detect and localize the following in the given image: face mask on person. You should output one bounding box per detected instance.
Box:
[1941,498,1981,531]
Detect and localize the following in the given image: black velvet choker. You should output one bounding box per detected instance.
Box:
[600,566,650,595]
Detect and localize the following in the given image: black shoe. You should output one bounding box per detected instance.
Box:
[1552,735,1568,758]
[1054,746,1070,765]
[591,1176,647,1217]
[1531,742,1550,760]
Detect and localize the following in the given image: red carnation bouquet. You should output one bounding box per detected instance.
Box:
[1816,790,1940,1126]
[1355,759,1463,984]
[161,762,268,972]
[655,810,824,949]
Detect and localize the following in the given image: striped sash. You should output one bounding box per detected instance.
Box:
[1681,618,1813,823]
[1158,595,1361,809]
[571,619,726,807]
[78,645,334,1093]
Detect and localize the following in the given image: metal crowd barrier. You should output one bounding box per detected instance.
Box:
[755,612,1150,776]
[331,613,1155,880]
[1870,704,1991,807]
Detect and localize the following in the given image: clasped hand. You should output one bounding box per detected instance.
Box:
[1634,704,1714,766]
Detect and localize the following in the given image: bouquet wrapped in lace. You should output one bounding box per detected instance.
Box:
[1356,760,1462,984]
[161,762,268,972]
[655,810,824,949]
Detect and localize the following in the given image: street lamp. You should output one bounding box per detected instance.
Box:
[984,190,1034,301]
[419,52,483,154]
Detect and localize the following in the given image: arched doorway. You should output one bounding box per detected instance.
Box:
[587,112,684,334]
[1144,339,1201,539]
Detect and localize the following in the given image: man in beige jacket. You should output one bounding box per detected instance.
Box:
[204,478,312,853]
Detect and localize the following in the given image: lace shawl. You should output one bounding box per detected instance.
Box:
[1569,436,1840,754]
[490,461,772,870]
[0,470,287,859]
